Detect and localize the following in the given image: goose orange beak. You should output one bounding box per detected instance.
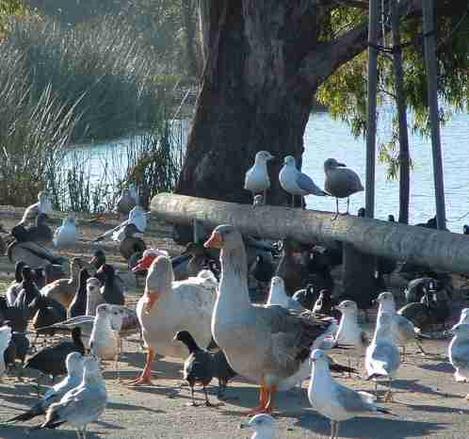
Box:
[144,290,161,313]
[132,254,156,273]
[204,231,223,249]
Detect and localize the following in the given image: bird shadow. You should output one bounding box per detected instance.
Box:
[390,379,460,398]
[107,400,165,414]
[119,352,182,380]
[418,361,453,373]
[0,425,101,438]
[295,412,447,438]
[402,403,469,415]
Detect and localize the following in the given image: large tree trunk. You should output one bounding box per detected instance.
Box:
[176,0,368,205]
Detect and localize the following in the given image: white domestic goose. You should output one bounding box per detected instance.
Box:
[130,255,217,385]
[54,214,79,248]
[204,224,333,413]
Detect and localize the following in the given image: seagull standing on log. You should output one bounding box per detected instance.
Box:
[324,158,363,217]
[244,151,274,205]
[279,155,327,207]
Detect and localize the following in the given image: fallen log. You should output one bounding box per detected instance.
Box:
[151,193,469,274]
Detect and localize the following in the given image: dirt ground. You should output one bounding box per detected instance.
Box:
[1,206,469,439]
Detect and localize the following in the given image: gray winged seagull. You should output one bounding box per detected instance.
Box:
[244,150,274,205]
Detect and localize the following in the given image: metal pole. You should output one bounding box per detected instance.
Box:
[365,0,380,218]
[391,0,410,224]
[422,0,446,230]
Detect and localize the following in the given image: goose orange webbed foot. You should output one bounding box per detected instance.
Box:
[128,373,155,386]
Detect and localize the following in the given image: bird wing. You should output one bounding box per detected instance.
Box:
[367,341,400,377]
[450,338,469,369]
[256,305,331,371]
[335,383,372,414]
[296,173,326,196]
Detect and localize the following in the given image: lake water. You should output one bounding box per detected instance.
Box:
[73,112,469,232]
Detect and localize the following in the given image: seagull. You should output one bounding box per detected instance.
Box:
[240,414,277,439]
[279,155,327,207]
[95,206,148,243]
[365,312,400,402]
[375,291,425,359]
[0,325,12,380]
[448,323,469,397]
[244,151,274,204]
[324,158,363,216]
[266,276,305,312]
[38,356,108,439]
[308,349,391,439]
[8,352,84,423]
[334,300,369,353]
[19,191,53,225]
[54,214,79,248]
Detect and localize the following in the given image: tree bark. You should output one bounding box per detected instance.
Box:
[181,0,200,78]
[391,0,410,224]
[151,193,469,274]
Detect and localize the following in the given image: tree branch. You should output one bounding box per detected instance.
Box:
[300,0,421,88]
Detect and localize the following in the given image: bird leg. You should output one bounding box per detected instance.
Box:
[346,197,350,215]
[291,194,295,208]
[203,386,216,407]
[129,348,156,385]
[383,379,394,402]
[114,354,120,382]
[264,385,277,413]
[187,385,198,406]
[330,420,337,439]
[332,198,340,220]
[416,340,426,356]
[263,190,267,205]
[247,384,270,415]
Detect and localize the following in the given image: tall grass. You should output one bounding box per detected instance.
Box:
[0,16,185,212]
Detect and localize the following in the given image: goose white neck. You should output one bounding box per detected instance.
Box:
[218,245,251,309]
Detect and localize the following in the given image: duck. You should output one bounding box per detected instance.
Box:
[119,236,146,264]
[266,276,305,312]
[172,243,215,281]
[85,277,105,316]
[54,214,79,248]
[0,296,28,333]
[292,284,319,311]
[250,253,275,284]
[19,191,53,225]
[95,264,125,305]
[375,292,425,357]
[204,224,334,413]
[312,289,339,319]
[174,330,218,406]
[68,268,90,318]
[5,261,26,306]
[398,287,450,332]
[14,266,41,313]
[130,255,217,385]
[8,352,85,423]
[38,356,107,438]
[41,258,84,308]
[11,213,53,245]
[323,158,364,216]
[7,240,65,269]
[175,331,237,401]
[116,188,137,215]
[29,295,67,336]
[279,155,327,207]
[0,325,12,379]
[89,249,106,271]
[275,239,311,296]
[404,277,438,303]
[25,327,85,379]
[244,150,274,203]
[11,332,30,365]
[308,349,391,439]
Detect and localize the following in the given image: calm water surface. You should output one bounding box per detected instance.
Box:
[73,112,469,232]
